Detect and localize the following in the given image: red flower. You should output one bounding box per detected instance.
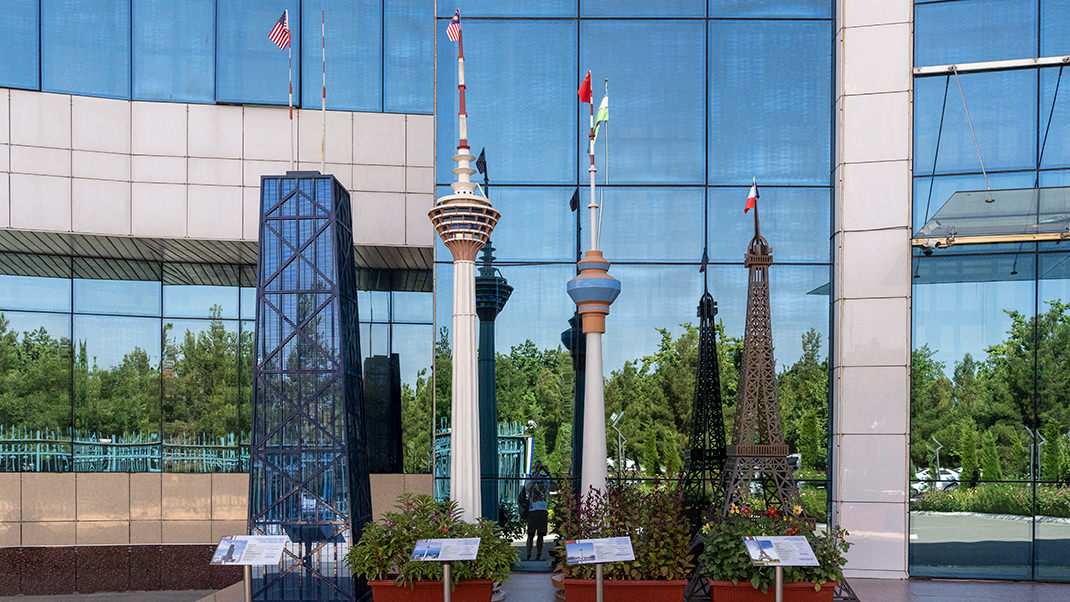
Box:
[742,507,751,516]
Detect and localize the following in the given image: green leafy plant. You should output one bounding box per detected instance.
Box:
[553,478,692,580]
[698,506,849,593]
[345,493,516,587]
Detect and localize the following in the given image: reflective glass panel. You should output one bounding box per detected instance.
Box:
[915,0,1037,67]
[1040,67,1070,171]
[598,187,704,263]
[439,186,576,263]
[0,275,71,313]
[240,286,257,320]
[163,318,241,472]
[164,285,239,319]
[709,0,832,18]
[1041,0,1070,57]
[708,20,832,185]
[436,0,575,17]
[217,0,302,105]
[914,70,1037,177]
[74,278,161,317]
[911,172,1036,234]
[436,20,577,185]
[358,291,390,323]
[392,292,433,324]
[360,322,390,362]
[394,323,434,474]
[581,0,705,18]
[41,0,131,98]
[0,0,39,89]
[385,0,434,114]
[0,310,72,472]
[301,0,382,112]
[579,20,706,184]
[73,314,161,472]
[708,187,831,263]
[133,0,215,103]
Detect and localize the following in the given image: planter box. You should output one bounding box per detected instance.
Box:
[707,580,836,602]
[368,579,493,602]
[563,578,688,602]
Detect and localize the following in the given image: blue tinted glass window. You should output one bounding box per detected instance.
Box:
[450,186,575,263]
[41,0,131,98]
[579,20,705,184]
[240,287,257,320]
[163,286,239,319]
[914,70,1037,176]
[133,0,215,103]
[392,292,433,324]
[912,172,1036,234]
[915,0,1037,66]
[708,187,831,263]
[1040,67,1070,170]
[1041,0,1070,56]
[708,20,832,185]
[75,279,161,317]
[0,0,39,90]
[0,275,71,313]
[217,0,301,105]
[581,0,705,17]
[437,20,577,185]
[385,0,434,114]
[598,187,704,263]
[301,0,382,112]
[709,0,831,18]
[437,0,575,17]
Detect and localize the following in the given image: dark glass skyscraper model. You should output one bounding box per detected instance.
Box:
[248,172,372,602]
[682,270,727,530]
[474,242,511,521]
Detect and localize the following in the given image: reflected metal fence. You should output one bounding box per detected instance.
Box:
[0,425,250,472]
[434,420,533,503]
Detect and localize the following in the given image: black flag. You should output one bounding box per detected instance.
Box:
[569,188,580,212]
[475,148,487,175]
[699,247,708,273]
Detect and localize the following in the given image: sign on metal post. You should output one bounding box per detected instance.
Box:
[565,537,635,602]
[743,535,819,602]
[210,535,289,566]
[410,538,482,602]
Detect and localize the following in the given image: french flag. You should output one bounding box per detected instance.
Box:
[744,177,759,213]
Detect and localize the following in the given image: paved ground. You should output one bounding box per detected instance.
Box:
[0,591,214,601]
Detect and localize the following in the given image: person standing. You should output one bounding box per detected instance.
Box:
[524,461,551,560]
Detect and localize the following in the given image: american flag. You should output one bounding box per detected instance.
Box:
[269,10,290,50]
[446,10,460,42]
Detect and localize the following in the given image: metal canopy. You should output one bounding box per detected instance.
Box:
[913,187,1070,248]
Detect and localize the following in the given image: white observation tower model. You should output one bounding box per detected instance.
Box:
[428,11,499,522]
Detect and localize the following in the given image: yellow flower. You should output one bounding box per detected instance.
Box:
[792,504,804,516]
[729,503,740,515]
[702,523,712,534]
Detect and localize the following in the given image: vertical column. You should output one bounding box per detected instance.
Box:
[451,258,481,520]
[832,1,913,579]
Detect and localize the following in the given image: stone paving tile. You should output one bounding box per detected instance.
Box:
[0,590,213,602]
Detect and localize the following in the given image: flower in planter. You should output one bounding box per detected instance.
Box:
[345,494,517,588]
[697,509,850,593]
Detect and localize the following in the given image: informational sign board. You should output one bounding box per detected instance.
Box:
[742,536,819,567]
[410,538,481,562]
[564,537,635,565]
[210,535,289,566]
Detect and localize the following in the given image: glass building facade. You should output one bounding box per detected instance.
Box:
[911,0,1070,581]
[0,0,433,113]
[432,2,834,515]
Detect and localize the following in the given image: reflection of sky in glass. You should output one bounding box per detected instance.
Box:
[915,0,1036,67]
[165,318,239,344]
[708,187,830,263]
[163,285,238,319]
[359,322,390,363]
[75,279,161,316]
[240,287,256,320]
[358,291,390,323]
[598,188,704,262]
[392,292,433,324]
[582,0,705,17]
[0,310,71,340]
[392,324,433,387]
[911,172,1034,235]
[913,278,1035,375]
[437,0,575,17]
[0,275,70,313]
[74,315,161,369]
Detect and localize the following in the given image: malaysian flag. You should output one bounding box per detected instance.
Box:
[269,10,290,50]
[446,10,461,42]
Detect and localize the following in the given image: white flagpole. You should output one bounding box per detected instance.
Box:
[287,10,294,171]
[598,78,607,245]
[321,9,326,172]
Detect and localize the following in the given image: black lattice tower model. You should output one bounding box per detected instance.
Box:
[683,285,727,527]
[248,172,372,601]
[718,210,802,516]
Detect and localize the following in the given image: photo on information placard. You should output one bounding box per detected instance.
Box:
[566,541,596,564]
[743,536,780,565]
[211,537,248,565]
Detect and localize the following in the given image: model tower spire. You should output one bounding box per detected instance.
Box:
[567,72,620,495]
[428,11,500,521]
[718,190,802,516]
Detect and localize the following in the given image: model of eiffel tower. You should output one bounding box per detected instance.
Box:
[683,254,727,530]
[718,208,802,516]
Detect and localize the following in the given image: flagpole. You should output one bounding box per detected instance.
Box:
[288,17,294,172]
[321,10,326,172]
[588,88,597,252]
[598,78,607,247]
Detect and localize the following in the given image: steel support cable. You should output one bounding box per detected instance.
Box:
[952,67,992,194]
[923,75,952,227]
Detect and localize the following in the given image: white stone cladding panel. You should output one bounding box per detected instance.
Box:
[836,434,908,503]
[72,96,130,154]
[843,2,911,28]
[836,502,908,574]
[841,160,911,231]
[844,24,912,95]
[132,102,187,157]
[842,92,910,164]
[0,89,433,249]
[72,178,130,236]
[836,366,908,435]
[0,172,9,228]
[840,229,911,299]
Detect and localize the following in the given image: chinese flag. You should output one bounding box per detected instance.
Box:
[578,71,592,103]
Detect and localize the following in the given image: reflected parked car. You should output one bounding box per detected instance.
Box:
[911,468,961,493]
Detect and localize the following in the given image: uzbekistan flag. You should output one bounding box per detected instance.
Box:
[744,177,759,213]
